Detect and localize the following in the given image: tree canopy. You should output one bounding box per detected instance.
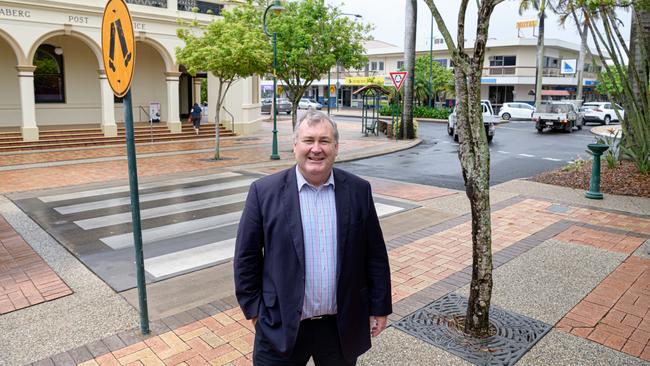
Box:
[411,55,454,106]
[267,0,372,128]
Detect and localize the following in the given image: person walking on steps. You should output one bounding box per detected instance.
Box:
[191,102,202,134]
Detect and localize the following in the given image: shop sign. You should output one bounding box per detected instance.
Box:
[0,8,31,18]
[516,19,538,29]
[561,59,577,74]
[344,76,384,86]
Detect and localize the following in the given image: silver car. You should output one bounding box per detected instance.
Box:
[261,98,292,114]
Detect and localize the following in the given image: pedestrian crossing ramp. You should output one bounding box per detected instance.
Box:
[11,171,416,292]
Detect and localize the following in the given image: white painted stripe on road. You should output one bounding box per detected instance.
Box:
[99,211,243,249]
[144,238,236,278]
[375,203,405,217]
[39,172,242,203]
[497,150,510,154]
[74,192,248,230]
[55,178,255,214]
[518,154,535,157]
[542,157,562,162]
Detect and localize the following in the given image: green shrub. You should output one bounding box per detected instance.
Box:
[378,104,451,119]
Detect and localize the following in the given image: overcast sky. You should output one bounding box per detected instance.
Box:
[325,0,632,51]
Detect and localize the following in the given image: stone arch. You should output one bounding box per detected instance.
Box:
[136,37,176,72]
[28,29,102,68]
[0,28,27,64]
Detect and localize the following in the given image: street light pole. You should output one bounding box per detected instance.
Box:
[428,15,433,108]
[263,0,284,160]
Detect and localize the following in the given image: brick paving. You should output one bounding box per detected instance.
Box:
[0,216,72,314]
[554,225,646,254]
[37,196,649,365]
[556,256,650,361]
[364,176,457,202]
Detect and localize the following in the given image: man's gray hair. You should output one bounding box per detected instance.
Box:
[293,110,339,144]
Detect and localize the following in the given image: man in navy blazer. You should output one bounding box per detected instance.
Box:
[234,111,392,365]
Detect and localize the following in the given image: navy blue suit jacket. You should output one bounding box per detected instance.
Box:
[233,166,392,361]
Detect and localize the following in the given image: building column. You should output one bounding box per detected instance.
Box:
[165,71,182,133]
[98,70,117,137]
[16,66,38,141]
[167,0,177,11]
[193,78,202,104]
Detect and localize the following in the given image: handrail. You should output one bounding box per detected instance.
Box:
[222,105,235,134]
[137,105,153,143]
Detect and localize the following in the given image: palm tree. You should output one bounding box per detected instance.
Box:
[402,0,417,139]
[555,0,593,102]
[519,0,551,109]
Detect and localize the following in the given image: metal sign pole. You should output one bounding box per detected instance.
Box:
[123,90,150,335]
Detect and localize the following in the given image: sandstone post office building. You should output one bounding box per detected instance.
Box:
[0,0,261,142]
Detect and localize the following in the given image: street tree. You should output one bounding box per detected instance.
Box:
[268,0,371,129]
[423,0,504,338]
[176,2,270,160]
[575,0,650,173]
[402,0,417,139]
[413,55,454,105]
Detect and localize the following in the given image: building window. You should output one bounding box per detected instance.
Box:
[488,55,516,75]
[433,58,448,68]
[544,56,559,68]
[34,44,65,103]
[397,60,404,70]
[378,61,384,71]
[126,0,167,7]
[370,61,378,71]
[178,0,222,15]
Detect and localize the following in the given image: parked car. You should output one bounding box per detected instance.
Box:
[447,100,498,143]
[298,98,322,110]
[260,98,292,114]
[581,102,624,125]
[498,102,536,120]
[532,102,582,133]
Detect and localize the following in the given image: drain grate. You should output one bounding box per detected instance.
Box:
[547,204,570,213]
[392,293,551,366]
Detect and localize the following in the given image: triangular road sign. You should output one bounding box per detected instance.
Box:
[390,71,407,91]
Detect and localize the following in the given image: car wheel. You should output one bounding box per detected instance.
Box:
[501,113,511,121]
[536,126,544,133]
[604,115,611,125]
[453,132,459,142]
[447,125,453,136]
[487,134,493,143]
[286,111,291,115]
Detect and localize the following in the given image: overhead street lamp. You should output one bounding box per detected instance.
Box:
[327,12,362,115]
[263,0,285,160]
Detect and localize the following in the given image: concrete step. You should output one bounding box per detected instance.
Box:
[0,125,235,152]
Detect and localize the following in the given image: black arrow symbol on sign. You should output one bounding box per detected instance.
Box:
[108,18,132,74]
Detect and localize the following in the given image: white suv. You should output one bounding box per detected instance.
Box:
[582,102,624,125]
[498,102,536,120]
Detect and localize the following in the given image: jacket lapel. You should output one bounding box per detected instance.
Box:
[283,166,305,272]
[334,168,350,282]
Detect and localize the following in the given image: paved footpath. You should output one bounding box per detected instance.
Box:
[1,117,649,366]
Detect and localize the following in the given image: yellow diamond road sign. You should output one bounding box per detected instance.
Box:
[102,0,136,97]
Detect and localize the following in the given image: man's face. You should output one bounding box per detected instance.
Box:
[294,120,338,186]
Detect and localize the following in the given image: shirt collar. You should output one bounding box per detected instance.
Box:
[296,165,335,191]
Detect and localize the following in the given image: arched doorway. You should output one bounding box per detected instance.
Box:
[0,32,21,129]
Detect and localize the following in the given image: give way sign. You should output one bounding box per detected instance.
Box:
[390,71,407,91]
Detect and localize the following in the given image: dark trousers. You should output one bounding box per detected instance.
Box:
[253,316,356,366]
[191,117,200,128]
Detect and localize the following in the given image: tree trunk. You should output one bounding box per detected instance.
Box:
[576,21,588,101]
[214,81,223,160]
[402,0,417,139]
[534,1,546,109]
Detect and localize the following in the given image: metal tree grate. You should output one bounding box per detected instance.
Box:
[392,293,551,366]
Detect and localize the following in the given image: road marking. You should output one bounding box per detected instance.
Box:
[542,157,562,162]
[39,172,242,203]
[74,192,248,230]
[144,238,236,278]
[54,178,255,214]
[99,211,243,249]
[497,150,510,154]
[519,154,535,157]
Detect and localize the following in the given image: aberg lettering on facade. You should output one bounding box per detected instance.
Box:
[0,8,31,18]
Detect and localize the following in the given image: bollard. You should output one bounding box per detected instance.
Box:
[585,143,609,199]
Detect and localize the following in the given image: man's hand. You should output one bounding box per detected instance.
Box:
[369,315,387,337]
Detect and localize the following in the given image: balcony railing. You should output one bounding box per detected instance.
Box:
[126,0,167,7]
[178,0,222,15]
